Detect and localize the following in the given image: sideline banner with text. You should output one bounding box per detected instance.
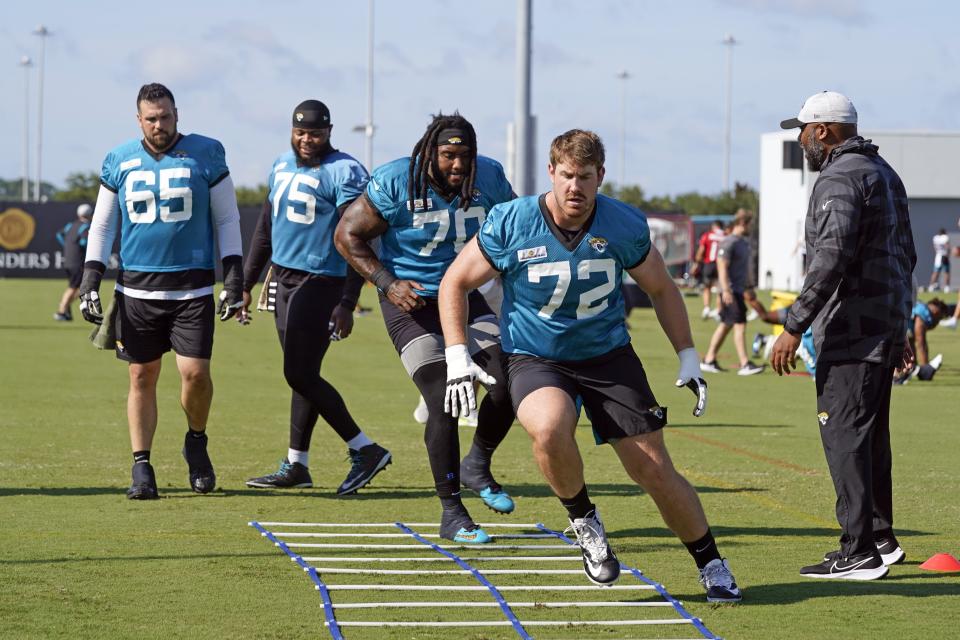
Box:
[0,201,262,279]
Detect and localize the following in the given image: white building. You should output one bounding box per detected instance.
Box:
[758,131,960,291]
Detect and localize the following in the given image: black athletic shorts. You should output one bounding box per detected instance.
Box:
[114,292,215,363]
[719,294,747,325]
[380,291,500,377]
[702,262,718,282]
[65,266,82,289]
[505,344,667,444]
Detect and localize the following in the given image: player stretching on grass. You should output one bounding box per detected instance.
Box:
[79,83,243,499]
[335,113,516,543]
[241,100,391,495]
[438,129,741,601]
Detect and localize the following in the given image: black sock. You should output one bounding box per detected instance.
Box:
[465,442,493,464]
[133,450,150,464]
[440,495,465,512]
[187,429,206,438]
[684,528,721,569]
[559,485,594,520]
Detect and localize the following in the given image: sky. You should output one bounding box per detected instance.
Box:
[2,0,959,197]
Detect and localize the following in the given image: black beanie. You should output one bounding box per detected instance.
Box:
[292,100,331,128]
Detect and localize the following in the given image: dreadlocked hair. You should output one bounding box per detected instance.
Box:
[408,112,478,212]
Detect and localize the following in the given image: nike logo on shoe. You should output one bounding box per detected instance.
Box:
[876,541,891,550]
[833,556,874,572]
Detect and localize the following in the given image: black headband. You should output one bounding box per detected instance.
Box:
[435,128,470,146]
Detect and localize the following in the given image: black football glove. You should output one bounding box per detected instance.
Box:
[78,263,106,325]
[217,256,244,321]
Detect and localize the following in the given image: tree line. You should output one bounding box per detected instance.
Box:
[3,172,758,216]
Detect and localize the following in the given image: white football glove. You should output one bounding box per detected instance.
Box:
[443,344,496,418]
[676,347,708,417]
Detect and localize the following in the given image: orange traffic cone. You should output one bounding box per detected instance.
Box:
[919,553,960,572]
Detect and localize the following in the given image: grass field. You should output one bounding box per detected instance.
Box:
[2,278,959,640]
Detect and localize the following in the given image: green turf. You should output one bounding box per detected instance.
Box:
[1,279,958,639]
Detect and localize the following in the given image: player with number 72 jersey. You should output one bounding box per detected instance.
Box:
[366,155,514,295]
[476,192,652,361]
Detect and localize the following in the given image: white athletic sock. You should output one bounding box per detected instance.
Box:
[347,433,374,451]
[288,448,309,467]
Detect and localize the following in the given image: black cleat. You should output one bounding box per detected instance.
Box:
[246,459,313,488]
[801,550,888,580]
[875,536,905,566]
[126,462,159,500]
[336,444,391,495]
[182,431,216,494]
[566,509,620,586]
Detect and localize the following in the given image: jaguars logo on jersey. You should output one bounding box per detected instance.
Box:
[589,237,608,253]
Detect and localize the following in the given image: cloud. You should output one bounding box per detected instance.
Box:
[717,0,872,23]
[125,44,229,91]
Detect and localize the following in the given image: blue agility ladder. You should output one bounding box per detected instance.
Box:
[249,520,723,639]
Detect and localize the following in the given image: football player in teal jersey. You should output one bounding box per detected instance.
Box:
[241,100,391,494]
[79,83,244,500]
[335,113,516,544]
[438,129,741,601]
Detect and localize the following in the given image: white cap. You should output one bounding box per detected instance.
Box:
[780,91,857,129]
[77,203,93,218]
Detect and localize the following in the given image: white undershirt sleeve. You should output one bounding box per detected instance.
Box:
[84,185,120,265]
[210,175,242,260]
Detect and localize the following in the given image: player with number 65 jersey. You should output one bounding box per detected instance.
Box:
[335,112,517,545]
[80,83,244,501]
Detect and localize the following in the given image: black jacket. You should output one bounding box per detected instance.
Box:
[784,137,917,366]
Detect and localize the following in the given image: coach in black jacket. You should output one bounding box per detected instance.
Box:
[772,91,917,581]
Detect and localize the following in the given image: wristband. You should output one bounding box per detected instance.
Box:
[371,267,398,292]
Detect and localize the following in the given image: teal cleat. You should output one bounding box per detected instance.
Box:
[479,486,515,514]
[451,526,492,544]
[461,452,515,515]
[440,506,492,544]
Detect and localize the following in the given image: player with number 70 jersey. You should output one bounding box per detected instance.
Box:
[367,154,514,296]
[335,113,518,545]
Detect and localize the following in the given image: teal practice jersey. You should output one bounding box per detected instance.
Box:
[366,155,513,297]
[478,193,651,361]
[100,134,229,272]
[268,150,368,276]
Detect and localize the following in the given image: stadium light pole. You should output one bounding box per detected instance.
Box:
[33,24,52,202]
[722,33,737,194]
[20,55,32,202]
[353,0,375,170]
[514,0,533,195]
[616,69,630,191]
[364,0,374,169]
